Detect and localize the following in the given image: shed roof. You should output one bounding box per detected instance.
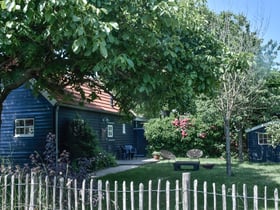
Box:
[245,121,280,133]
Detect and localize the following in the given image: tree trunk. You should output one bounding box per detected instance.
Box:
[224,117,232,176]
[238,129,243,162]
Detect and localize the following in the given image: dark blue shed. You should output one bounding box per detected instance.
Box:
[246,121,280,162]
[0,83,146,164]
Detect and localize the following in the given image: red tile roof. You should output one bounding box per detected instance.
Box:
[58,84,120,114]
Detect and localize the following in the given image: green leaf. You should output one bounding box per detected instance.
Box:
[72,39,80,53]
[100,42,108,58]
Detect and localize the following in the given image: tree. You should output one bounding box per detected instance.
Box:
[208,11,265,176]
[0,0,223,127]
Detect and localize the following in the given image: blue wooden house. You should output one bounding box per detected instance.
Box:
[246,121,280,162]
[0,83,147,165]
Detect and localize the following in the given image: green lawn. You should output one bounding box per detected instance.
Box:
[98,158,280,209]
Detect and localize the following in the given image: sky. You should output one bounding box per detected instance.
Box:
[207,0,280,63]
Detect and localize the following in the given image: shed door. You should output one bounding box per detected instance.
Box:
[134,128,147,156]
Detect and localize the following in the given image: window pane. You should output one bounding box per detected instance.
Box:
[25,119,34,126]
[15,120,24,126]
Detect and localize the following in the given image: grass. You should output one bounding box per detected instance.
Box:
[98,158,280,209]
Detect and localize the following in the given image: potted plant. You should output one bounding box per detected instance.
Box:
[152,151,161,160]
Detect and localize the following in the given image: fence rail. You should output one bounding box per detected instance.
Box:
[0,172,279,209]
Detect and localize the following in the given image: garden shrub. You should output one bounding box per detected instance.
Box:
[144,115,224,157]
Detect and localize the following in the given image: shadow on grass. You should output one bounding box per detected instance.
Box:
[99,158,280,209]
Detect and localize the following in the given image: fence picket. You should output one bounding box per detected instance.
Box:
[123,181,128,210]
[222,184,226,210]
[232,184,236,210]
[274,188,279,210]
[38,176,42,210]
[98,180,102,210]
[139,183,144,210]
[243,184,248,210]
[1,173,280,210]
[148,180,152,210]
[166,180,170,210]
[25,174,29,210]
[114,181,118,210]
[254,185,258,210]
[81,179,86,210]
[59,177,64,210]
[213,183,216,210]
[264,186,267,210]
[29,172,36,210]
[18,174,22,210]
[194,179,198,210]
[45,176,49,210]
[90,179,94,210]
[106,181,111,210]
[52,176,57,210]
[157,179,161,210]
[11,175,14,210]
[204,181,207,210]
[130,181,135,210]
[67,179,71,210]
[175,180,179,210]
[74,179,78,210]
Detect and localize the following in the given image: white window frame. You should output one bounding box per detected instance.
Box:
[107,125,113,138]
[15,118,34,137]
[258,132,271,145]
[122,123,126,134]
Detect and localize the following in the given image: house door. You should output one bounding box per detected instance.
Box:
[134,128,147,156]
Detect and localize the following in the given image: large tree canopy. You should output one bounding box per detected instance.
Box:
[0,0,223,120]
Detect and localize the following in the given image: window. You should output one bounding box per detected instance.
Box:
[258,132,271,145]
[107,125,113,137]
[122,123,126,134]
[15,118,34,137]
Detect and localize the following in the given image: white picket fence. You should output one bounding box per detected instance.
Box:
[0,172,279,209]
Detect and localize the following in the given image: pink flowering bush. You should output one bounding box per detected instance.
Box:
[145,116,224,157]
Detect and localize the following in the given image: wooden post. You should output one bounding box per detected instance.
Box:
[81,179,86,210]
[11,175,15,210]
[182,172,191,210]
